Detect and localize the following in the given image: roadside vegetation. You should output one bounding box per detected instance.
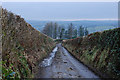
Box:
[62,27,120,79]
[1,9,55,79]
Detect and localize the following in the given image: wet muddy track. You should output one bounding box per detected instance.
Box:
[36,43,100,78]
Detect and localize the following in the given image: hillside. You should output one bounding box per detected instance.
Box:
[62,27,120,79]
[1,9,55,78]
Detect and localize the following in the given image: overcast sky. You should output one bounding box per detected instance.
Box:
[2,0,120,2]
[2,2,118,21]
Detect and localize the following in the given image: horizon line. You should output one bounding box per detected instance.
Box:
[27,19,118,21]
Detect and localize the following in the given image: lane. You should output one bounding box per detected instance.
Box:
[36,43,100,78]
[61,44,99,78]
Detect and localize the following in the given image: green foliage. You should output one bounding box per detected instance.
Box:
[63,27,120,79]
[79,26,84,37]
[60,28,65,39]
[2,42,32,79]
[2,61,20,79]
[2,8,55,79]
[84,27,89,36]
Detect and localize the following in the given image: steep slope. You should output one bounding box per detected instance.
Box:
[1,9,55,78]
[62,28,120,79]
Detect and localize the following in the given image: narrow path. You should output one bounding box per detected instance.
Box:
[36,43,100,78]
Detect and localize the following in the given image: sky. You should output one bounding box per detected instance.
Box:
[2,0,120,2]
[2,2,118,21]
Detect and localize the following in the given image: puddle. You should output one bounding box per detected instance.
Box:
[39,47,58,67]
